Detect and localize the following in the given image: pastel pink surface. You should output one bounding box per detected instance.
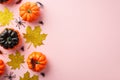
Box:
[0,0,120,80]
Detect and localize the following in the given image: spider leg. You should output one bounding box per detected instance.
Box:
[9,72,16,80]
[19,17,21,21]
[10,72,13,75]
[18,25,20,29]
[15,19,18,23]
[12,74,16,78]
[16,24,20,29]
[4,75,9,77]
[4,73,9,77]
[19,17,23,22]
[21,21,25,23]
[16,24,18,27]
[22,24,25,27]
[9,77,13,80]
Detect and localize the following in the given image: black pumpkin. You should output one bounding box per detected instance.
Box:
[0,28,20,49]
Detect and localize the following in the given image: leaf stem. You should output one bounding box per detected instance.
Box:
[21,64,24,68]
[27,43,32,49]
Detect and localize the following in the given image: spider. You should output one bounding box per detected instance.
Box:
[4,72,16,80]
[38,21,44,25]
[15,17,25,29]
[40,72,45,77]
[21,46,24,51]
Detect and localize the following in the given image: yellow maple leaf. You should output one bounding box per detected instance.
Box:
[0,8,14,26]
[20,71,39,80]
[23,26,47,48]
[7,51,25,70]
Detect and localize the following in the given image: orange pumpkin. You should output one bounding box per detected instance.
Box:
[27,52,47,72]
[0,59,5,75]
[0,0,12,4]
[19,2,40,22]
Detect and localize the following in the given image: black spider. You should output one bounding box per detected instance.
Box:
[21,46,24,51]
[40,72,45,77]
[38,21,44,25]
[15,17,25,29]
[4,72,16,80]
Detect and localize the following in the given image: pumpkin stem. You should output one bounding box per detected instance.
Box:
[31,59,40,68]
[31,59,36,68]
[27,9,32,13]
[7,37,12,42]
[36,61,40,64]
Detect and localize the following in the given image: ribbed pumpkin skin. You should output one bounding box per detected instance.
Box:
[0,0,12,4]
[0,28,22,50]
[27,52,47,72]
[0,59,5,75]
[19,2,40,22]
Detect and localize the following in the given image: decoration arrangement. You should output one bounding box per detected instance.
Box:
[0,1,48,80]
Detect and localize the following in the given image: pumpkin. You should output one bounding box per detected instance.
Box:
[0,59,5,75]
[27,52,47,72]
[0,0,12,4]
[0,28,22,50]
[19,2,40,22]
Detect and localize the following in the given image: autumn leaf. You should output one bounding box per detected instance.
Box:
[20,71,39,80]
[7,51,24,69]
[23,26,47,48]
[0,8,14,26]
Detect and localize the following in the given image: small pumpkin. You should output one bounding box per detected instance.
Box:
[0,28,22,50]
[19,2,40,22]
[0,59,5,75]
[27,52,47,72]
[0,0,12,4]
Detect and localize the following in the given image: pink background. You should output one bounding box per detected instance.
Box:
[0,0,120,80]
